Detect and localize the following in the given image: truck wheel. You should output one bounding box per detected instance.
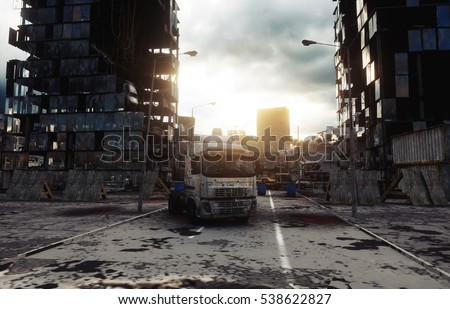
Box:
[168,195,177,215]
[188,205,200,225]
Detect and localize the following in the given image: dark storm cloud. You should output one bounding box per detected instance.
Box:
[0,1,338,136]
[176,0,338,136]
[179,0,336,97]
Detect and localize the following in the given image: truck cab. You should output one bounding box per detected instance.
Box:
[169,137,257,223]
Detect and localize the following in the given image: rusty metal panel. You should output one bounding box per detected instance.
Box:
[440,164,450,201]
[392,124,449,165]
[0,170,13,190]
[6,170,50,201]
[63,170,106,202]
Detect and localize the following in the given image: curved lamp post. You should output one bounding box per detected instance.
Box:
[191,101,216,117]
[302,39,358,218]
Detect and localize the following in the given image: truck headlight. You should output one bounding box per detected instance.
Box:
[201,201,211,213]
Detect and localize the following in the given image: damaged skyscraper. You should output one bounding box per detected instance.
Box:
[333,1,450,178]
[0,0,182,193]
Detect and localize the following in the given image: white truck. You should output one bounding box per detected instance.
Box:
[168,136,258,223]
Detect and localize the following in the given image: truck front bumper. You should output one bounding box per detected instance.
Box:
[199,199,257,219]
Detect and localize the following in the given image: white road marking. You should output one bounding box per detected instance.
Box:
[269,191,292,270]
[188,226,205,239]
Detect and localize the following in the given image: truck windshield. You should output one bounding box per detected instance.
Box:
[202,155,255,177]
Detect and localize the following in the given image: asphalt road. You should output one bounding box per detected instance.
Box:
[0,191,448,288]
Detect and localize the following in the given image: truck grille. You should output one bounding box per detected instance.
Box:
[212,200,249,215]
[215,208,246,215]
[214,188,246,198]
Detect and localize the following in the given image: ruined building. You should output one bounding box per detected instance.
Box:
[334,0,450,179]
[0,0,181,190]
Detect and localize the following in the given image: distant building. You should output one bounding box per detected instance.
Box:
[227,129,245,138]
[256,107,291,174]
[257,107,290,139]
[334,0,450,178]
[212,128,223,136]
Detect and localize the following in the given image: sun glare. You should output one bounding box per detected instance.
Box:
[178,53,336,139]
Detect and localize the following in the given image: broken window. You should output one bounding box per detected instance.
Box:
[438,28,450,50]
[422,29,437,50]
[408,30,422,52]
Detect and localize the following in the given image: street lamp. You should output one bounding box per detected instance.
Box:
[182,50,198,57]
[191,101,216,117]
[302,39,358,218]
[137,50,198,213]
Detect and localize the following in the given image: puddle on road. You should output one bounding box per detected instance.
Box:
[168,227,203,237]
[140,237,174,250]
[277,206,311,210]
[416,246,450,263]
[35,283,59,289]
[79,276,274,289]
[197,239,230,251]
[336,237,388,250]
[390,225,442,235]
[120,248,149,252]
[56,206,119,216]
[50,260,108,279]
[0,211,20,216]
[276,214,345,228]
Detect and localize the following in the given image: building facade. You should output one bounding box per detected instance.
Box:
[0,0,181,189]
[334,0,450,179]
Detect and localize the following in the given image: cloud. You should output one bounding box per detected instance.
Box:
[177,0,337,136]
[0,1,338,138]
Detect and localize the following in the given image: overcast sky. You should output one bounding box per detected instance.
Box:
[0,1,25,103]
[0,0,337,138]
[176,0,337,138]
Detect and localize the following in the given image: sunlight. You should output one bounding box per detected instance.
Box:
[179,62,336,138]
[177,45,337,139]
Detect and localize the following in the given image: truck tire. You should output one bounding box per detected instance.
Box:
[168,195,177,215]
[188,203,200,225]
